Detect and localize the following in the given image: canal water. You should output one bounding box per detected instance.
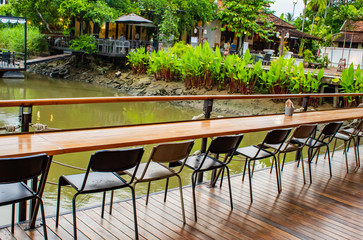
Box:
[0,73,281,226]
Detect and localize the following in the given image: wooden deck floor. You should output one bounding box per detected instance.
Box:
[1,147,362,239]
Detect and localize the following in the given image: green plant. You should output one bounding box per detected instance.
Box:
[0,25,48,56]
[70,35,97,54]
[303,49,314,63]
[339,64,363,105]
[127,48,149,74]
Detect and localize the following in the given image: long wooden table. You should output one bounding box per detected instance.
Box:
[1,108,362,158]
[1,108,362,228]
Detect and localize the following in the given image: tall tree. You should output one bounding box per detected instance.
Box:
[139,0,216,42]
[217,0,274,54]
[9,0,59,32]
[307,0,326,35]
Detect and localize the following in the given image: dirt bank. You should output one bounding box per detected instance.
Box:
[28,56,325,116]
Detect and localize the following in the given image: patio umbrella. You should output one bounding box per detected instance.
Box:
[115,13,154,43]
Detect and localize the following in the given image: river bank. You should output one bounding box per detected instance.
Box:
[27,55,325,116]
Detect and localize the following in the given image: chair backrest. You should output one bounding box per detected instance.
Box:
[124,41,130,48]
[2,51,11,62]
[0,153,49,184]
[293,124,317,139]
[264,129,291,145]
[263,53,271,61]
[115,40,123,47]
[208,134,244,155]
[90,147,144,173]
[151,140,194,163]
[354,119,363,135]
[321,122,343,137]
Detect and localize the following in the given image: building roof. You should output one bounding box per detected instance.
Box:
[341,20,363,32]
[266,14,296,30]
[333,21,363,43]
[333,32,363,43]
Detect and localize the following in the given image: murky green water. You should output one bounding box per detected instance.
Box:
[0,73,279,226]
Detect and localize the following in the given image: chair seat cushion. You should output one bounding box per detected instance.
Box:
[0,182,34,206]
[183,154,224,171]
[263,142,299,153]
[131,162,175,181]
[334,132,351,141]
[61,172,126,192]
[236,146,273,160]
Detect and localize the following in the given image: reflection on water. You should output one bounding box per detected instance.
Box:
[0,73,276,226]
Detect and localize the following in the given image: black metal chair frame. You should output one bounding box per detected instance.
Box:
[0,153,50,239]
[293,122,343,184]
[331,119,362,171]
[55,148,144,240]
[268,124,317,184]
[235,129,291,202]
[183,134,244,221]
[127,140,194,224]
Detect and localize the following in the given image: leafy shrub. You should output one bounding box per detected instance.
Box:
[70,35,97,54]
[127,48,149,74]
[338,64,363,105]
[0,25,48,56]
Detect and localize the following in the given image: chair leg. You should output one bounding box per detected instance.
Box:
[281,152,287,172]
[146,182,151,205]
[269,156,275,173]
[326,146,332,177]
[130,186,139,240]
[219,168,225,188]
[55,184,62,227]
[109,190,114,215]
[357,137,361,167]
[242,158,248,182]
[343,141,349,173]
[248,160,253,203]
[101,191,106,218]
[164,178,169,202]
[353,138,360,167]
[331,137,338,159]
[251,161,256,178]
[191,172,198,221]
[225,166,233,209]
[270,156,280,173]
[11,203,15,234]
[314,148,320,164]
[274,156,281,193]
[72,194,79,240]
[37,196,48,240]
[300,151,306,184]
[308,148,313,184]
[176,175,186,224]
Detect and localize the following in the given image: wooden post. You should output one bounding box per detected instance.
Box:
[197,99,213,183]
[18,105,32,222]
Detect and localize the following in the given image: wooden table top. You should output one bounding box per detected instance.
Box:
[0,108,362,158]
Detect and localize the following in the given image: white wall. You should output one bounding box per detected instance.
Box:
[322,47,363,68]
[204,20,221,49]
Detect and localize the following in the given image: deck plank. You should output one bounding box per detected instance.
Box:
[1,147,362,240]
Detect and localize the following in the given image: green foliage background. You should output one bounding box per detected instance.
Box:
[0,25,48,56]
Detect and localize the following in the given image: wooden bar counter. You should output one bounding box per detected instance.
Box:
[0,108,362,158]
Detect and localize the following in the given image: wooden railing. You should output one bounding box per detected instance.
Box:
[0,93,361,107]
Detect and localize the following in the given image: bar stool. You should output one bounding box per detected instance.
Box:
[55,148,144,240]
